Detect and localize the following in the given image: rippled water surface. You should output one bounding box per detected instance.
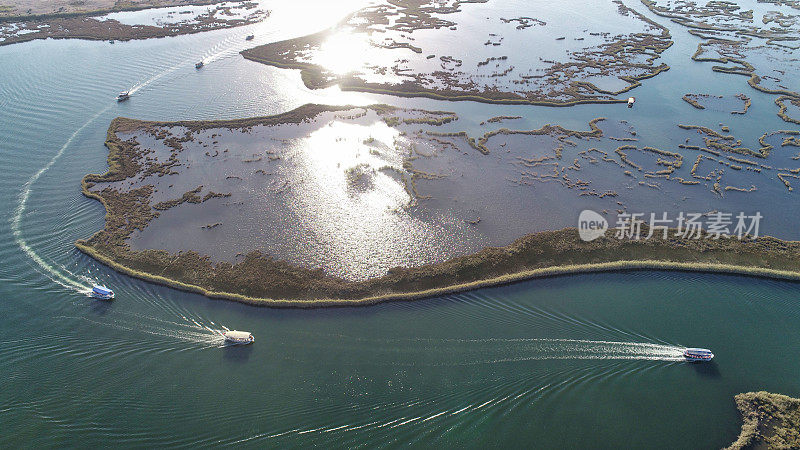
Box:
[1,0,800,447]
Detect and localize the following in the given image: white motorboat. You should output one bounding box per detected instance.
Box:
[90,285,115,300]
[223,330,254,344]
[683,348,713,361]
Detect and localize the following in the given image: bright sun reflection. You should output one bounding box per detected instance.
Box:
[311,32,373,75]
[300,119,408,212]
[277,115,449,279]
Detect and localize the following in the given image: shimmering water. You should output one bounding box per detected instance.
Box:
[1,0,800,447]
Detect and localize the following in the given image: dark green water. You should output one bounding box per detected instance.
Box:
[4,269,800,447]
[1,0,800,447]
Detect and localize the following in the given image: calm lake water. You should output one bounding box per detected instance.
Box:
[1,0,799,447]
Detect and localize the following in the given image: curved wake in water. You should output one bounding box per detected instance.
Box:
[11,106,112,293]
[3,36,271,351]
[10,30,253,294]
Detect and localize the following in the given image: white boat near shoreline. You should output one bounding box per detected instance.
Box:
[90,285,115,300]
[223,330,254,344]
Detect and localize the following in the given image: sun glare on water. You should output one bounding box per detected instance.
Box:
[299,120,408,211]
[311,32,374,75]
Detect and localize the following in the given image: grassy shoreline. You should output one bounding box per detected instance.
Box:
[726,392,800,449]
[75,240,800,308]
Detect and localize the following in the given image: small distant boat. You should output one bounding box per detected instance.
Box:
[627,97,636,108]
[195,61,204,69]
[91,285,115,300]
[116,91,130,102]
[683,348,713,361]
[223,330,254,344]
[245,34,254,41]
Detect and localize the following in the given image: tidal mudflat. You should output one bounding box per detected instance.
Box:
[242,0,672,105]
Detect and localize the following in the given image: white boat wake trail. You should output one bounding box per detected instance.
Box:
[128,33,247,95]
[509,338,686,362]
[129,58,187,95]
[392,337,688,364]
[11,105,112,294]
[58,313,227,348]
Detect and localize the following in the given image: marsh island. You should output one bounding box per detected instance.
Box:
[79,103,800,306]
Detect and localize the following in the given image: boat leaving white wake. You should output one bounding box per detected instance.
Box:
[11,106,111,294]
[543,339,687,361]
[387,337,688,365]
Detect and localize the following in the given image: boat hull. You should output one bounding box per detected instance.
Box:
[223,335,254,345]
[683,356,713,362]
[683,349,713,362]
